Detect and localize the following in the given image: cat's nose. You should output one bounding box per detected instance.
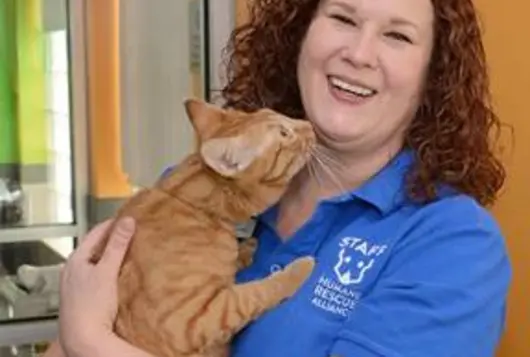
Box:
[294,121,316,144]
[283,117,313,133]
[276,115,316,147]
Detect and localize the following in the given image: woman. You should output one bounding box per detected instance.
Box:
[46,0,512,356]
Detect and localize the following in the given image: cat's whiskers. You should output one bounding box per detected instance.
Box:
[308,147,351,197]
[306,156,326,193]
[312,156,348,193]
[312,145,343,169]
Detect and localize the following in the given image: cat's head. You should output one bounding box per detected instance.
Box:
[185,98,316,213]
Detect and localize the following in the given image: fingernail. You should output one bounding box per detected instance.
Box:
[117,216,135,235]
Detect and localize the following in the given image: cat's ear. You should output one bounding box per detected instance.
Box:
[200,135,270,177]
[184,98,225,140]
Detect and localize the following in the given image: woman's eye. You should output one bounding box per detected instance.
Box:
[330,14,357,26]
[386,32,412,44]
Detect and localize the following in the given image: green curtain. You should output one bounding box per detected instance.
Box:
[0,0,48,170]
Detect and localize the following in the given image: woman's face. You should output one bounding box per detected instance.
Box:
[297,0,434,157]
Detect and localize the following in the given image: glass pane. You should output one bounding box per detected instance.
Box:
[0,237,72,324]
[0,0,74,227]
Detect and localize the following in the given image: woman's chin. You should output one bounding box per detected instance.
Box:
[314,127,362,150]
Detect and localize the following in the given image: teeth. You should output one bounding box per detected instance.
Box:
[329,76,376,97]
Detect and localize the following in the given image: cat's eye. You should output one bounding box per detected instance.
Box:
[279,126,291,138]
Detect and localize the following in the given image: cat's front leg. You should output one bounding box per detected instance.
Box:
[190,256,315,347]
[231,255,315,316]
[236,237,258,270]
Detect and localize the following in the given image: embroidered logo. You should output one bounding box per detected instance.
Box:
[333,236,386,285]
[310,236,388,317]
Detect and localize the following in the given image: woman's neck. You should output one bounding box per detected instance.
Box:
[274,145,400,239]
[293,145,399,201]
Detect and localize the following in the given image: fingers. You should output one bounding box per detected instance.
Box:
[97,217,136,278]
[73,219,114,261]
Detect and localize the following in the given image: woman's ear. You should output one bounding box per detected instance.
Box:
[200,135,272,177]
[184,98,225,141]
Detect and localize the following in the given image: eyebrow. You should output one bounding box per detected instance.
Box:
[327,0,356,15]
[326,0,421,32]
[389,17,420,32]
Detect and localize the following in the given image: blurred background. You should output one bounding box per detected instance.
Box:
[0,0,527,356]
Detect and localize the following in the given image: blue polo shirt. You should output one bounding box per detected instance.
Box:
[230,149,512,357]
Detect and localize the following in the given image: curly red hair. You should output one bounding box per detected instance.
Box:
[220,0,507,206]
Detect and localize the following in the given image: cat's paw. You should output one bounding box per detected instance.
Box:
[280,256,315,294]
[236,237,258,270]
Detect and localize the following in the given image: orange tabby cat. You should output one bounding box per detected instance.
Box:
[91,98,317,357]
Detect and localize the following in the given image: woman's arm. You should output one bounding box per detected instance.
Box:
[43,336,156,357]
[41,340,65,357]
[87,334,155,357]
[42,218,155,357]
[328,199,511,357]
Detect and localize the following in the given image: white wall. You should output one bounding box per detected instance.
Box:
[120,0,200,187]
[119,0,237,187]
[208,0,235,104]
[42,0,66,32]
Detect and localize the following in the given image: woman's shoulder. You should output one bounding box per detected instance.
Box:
[327,192,512,357]
[385,191,512,285]
[412,191,500,227]
[403,191,505,244]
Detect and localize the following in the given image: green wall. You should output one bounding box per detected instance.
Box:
[0,0,48,170]
[0,0,17,164]
[15,0,48,165]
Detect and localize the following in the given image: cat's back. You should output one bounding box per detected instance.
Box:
[113,153,239,356]
[117,152,231,263]
[116,153,205,224]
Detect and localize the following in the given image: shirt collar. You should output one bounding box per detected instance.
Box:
[328,148,415,215]
[256,149,416,227]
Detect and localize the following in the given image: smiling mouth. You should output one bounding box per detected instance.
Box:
[328,76,378,99]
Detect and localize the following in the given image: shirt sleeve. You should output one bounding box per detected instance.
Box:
[159,166,175,179]
[329,197,512,357]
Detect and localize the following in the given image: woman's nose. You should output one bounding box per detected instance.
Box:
[341,30,378,69]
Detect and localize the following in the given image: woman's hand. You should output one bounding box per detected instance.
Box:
[58,217,136,357]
